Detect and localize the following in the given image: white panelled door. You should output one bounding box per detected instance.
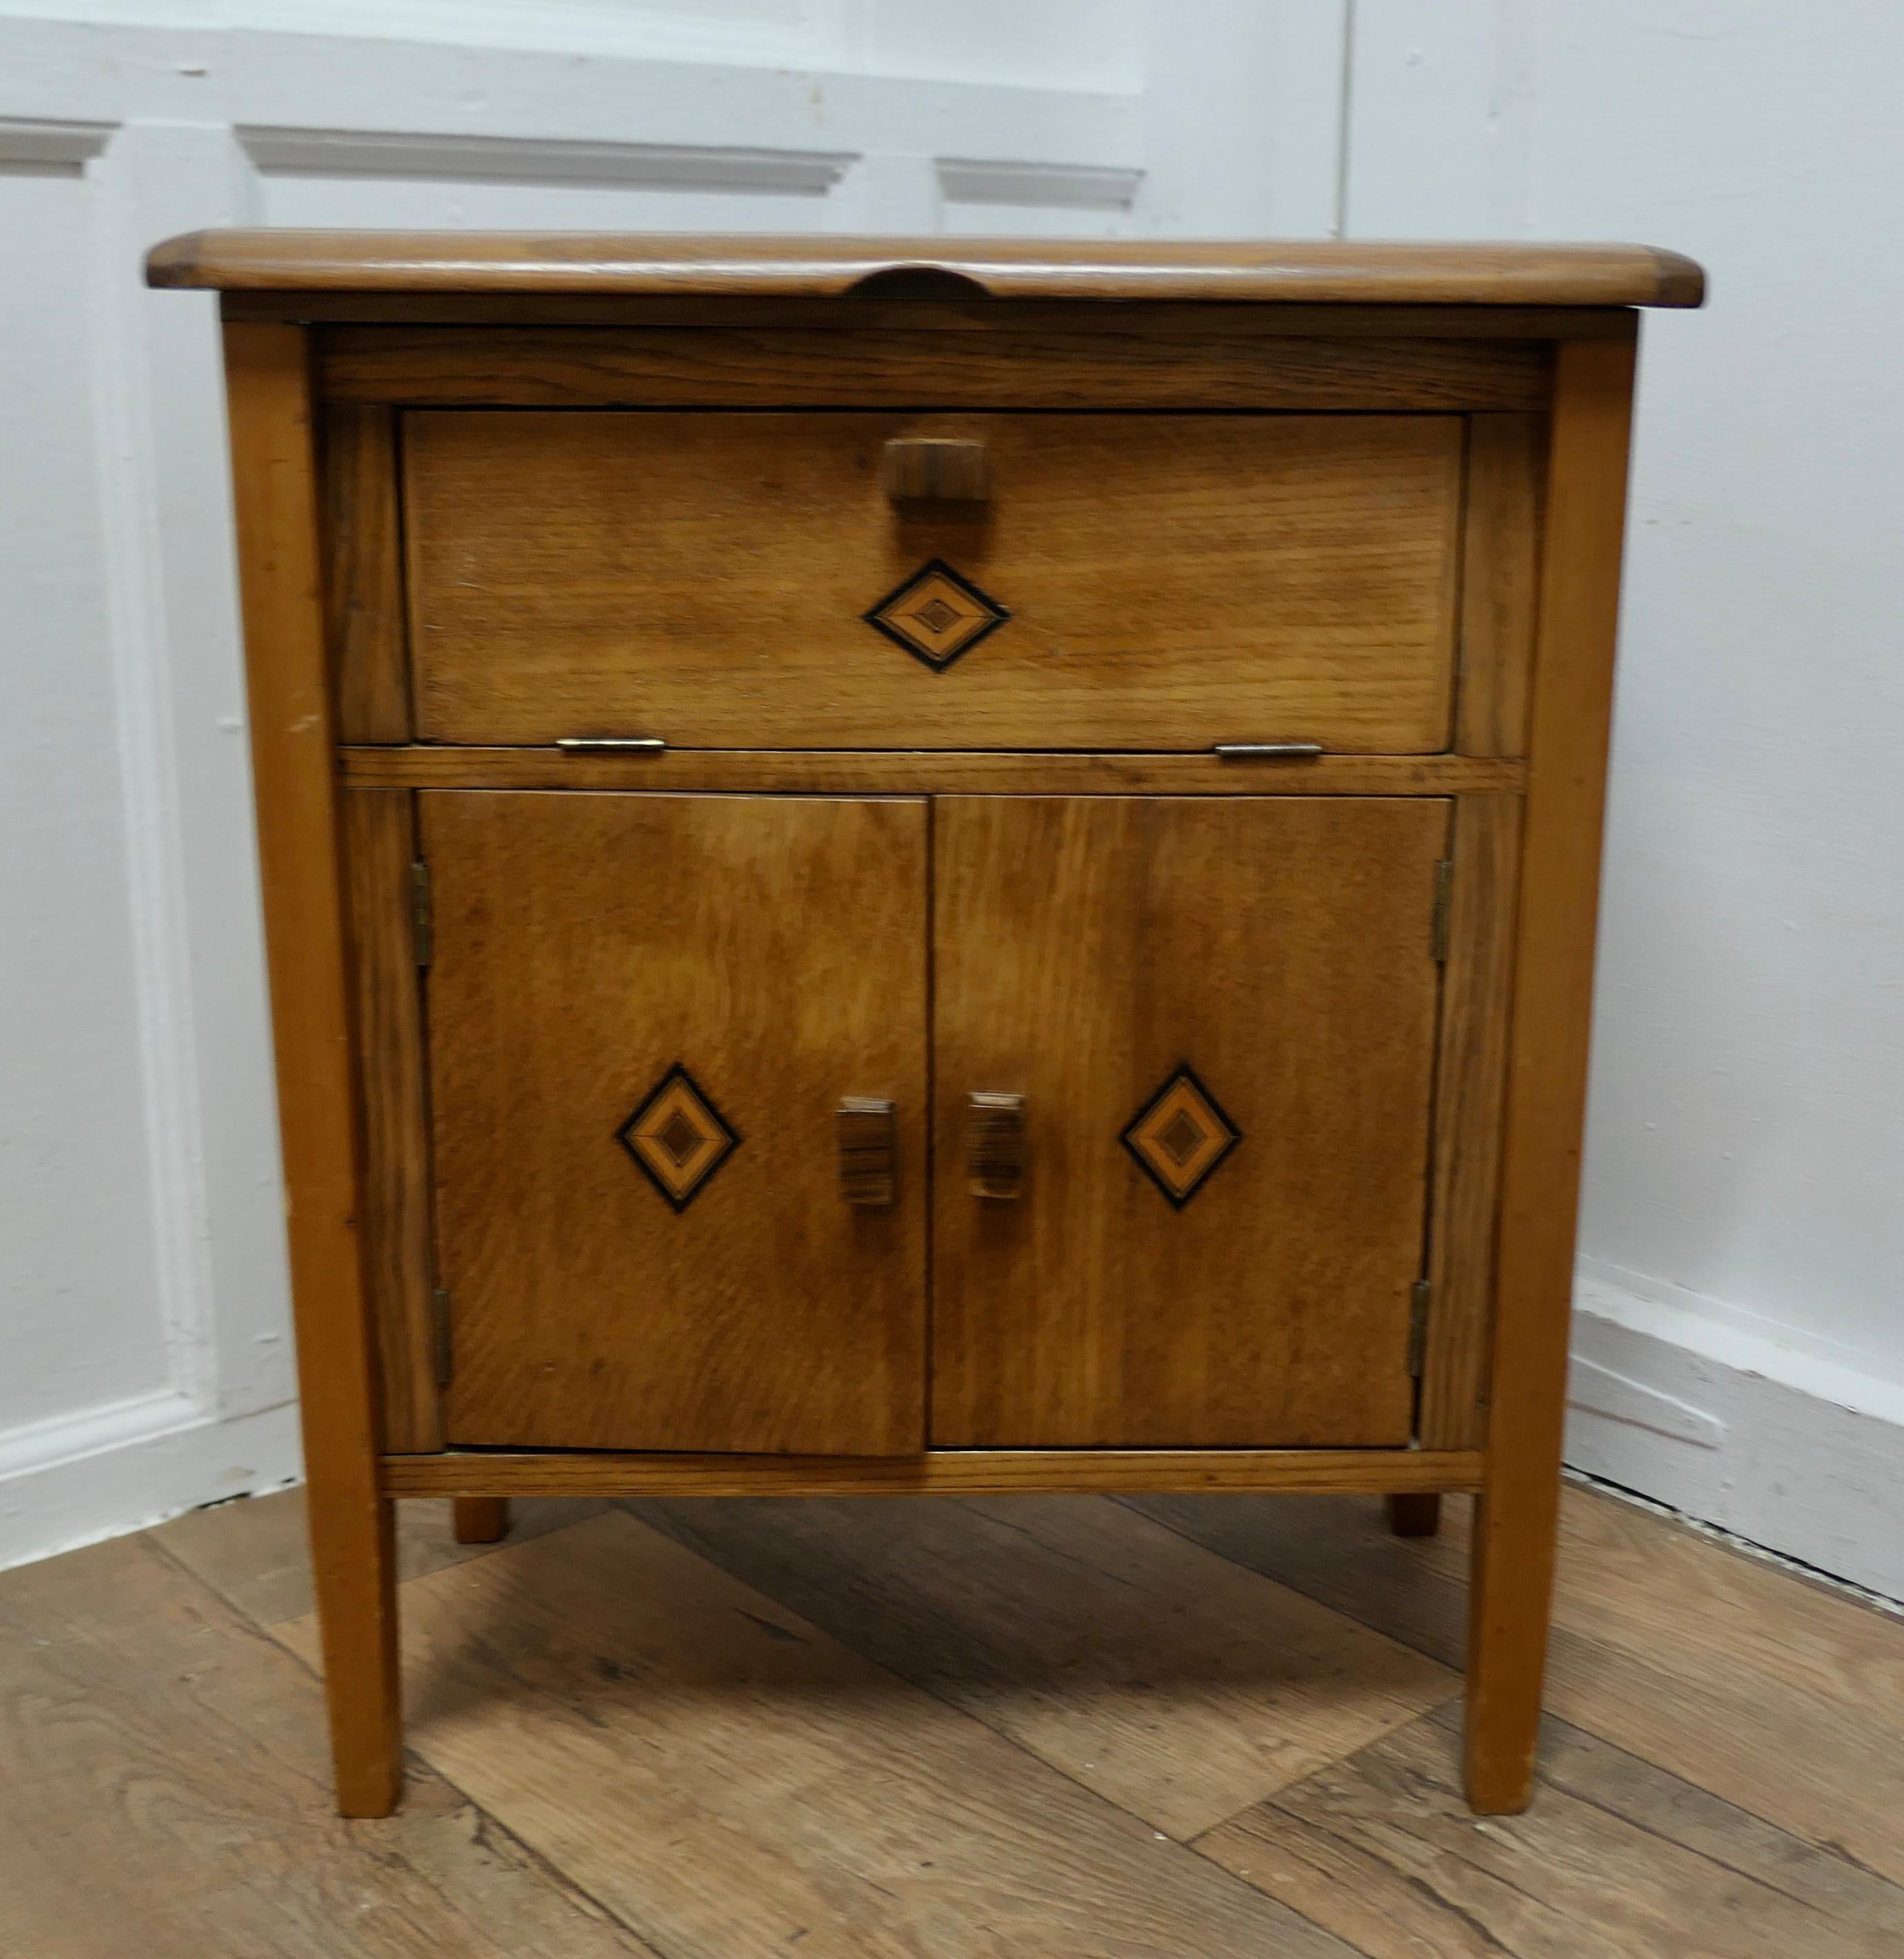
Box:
[0,0,1349,1567]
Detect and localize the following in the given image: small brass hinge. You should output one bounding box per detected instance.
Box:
[1408,1279,1432,1377]
[1431,859,1453,963]
[411,860,433,968]
[431,1287,453,1387]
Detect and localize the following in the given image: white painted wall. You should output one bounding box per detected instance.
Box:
[6,0,1901,1597]
[0,1,1347,1570]
[1347,0,1904,1597]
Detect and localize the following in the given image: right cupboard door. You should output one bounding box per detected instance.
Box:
[931,797,1448,1448]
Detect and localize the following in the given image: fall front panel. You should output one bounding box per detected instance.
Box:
[400,410,1461,752]
[420,790,928,1453]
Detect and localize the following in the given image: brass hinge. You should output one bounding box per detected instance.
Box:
[1431,859,1453,963]
[1407,1279,1432,1377]
[411,860,433,968]
[431,1287,453,1387]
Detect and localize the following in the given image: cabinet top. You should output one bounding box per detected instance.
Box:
[146,230,1704,308]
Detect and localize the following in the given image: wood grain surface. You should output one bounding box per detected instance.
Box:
[1466,338,1638,1813]
[0,1532,656,1959]
[227,293,1642,335]
[320,402,409,741]
[1419,792,1522,1449]
[1455,411,1544,756]
[400,410,1462,751]
[931,796,1447,1447]
[338,788,439,1453]
[281,1509,1365,1958]
[422,790,928,1453]
[340,746,1526,795]
[1200,1704,1904,1959]
[155,1485,605,1626]
[1139,1485,1904,1889]
[322,324,1548,409]
[630,1492,1456,1838]
[147,229,1705,306]
[9,1470,1900,1959]
[380,1448,1486,1498]
[222,320,402,1817]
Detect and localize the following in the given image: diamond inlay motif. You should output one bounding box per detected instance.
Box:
[863,558,1011,670]
[616,1064,739,1211]
[1120,1064,1241,1209]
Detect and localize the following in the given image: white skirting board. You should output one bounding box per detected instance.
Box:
[1566,1263,1904,1605]
[0,1394,301,1573]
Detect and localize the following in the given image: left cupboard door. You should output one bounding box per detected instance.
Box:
[419,791,929,1453]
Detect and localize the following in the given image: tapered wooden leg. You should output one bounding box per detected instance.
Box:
[224,324,404,1819]
[453,1495,511,1544]
[1386,1492,1441,1537]
[307,1485,403,1817]
[1463,340,1640,1816]
[1464,1475,1562,1813]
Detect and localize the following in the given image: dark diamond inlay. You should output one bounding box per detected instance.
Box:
[1120,1064,1241,1209]
[616,1064,740,1211]
[863,558,1011,671]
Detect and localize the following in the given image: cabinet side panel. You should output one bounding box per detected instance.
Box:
[339,788,440,1452]
[222,322,401,1815]
[1456,413,1544,757]
[1419,792,1523,1448]
[321,403,410,743]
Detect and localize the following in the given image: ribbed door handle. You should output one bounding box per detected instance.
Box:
[837,1098,896,1206]
[883,436,990,503]
[967,1092,1025,1200]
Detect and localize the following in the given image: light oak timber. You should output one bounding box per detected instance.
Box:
[452,1496,511,1544]
[1456,412,1544,757]
[1418,792,1523,1449]
[380,1448,1487,1498]
[1385,1492,1441,1538]
[156,232,1699,1825]
[1198,1704,1904,1959]
[0,1532,659,1959]
[226,291,1643,336]
[1464,338,1638,1815]
[322,324,1548,410]
[222,321,402,1818]
[338,788,438,1454]
[423,790,929,1454]
[320,402,409,742]
[280,1510,1363,1959]
[14,1465,1903,1959]
[155,1484,605,1628]
[629,1491,1457,1840]
[930,796,1445,1447]
[1140,1485,1904,1893]
[149,230,1707,306]
[340,746,1526,795]
[400,410,1462,752]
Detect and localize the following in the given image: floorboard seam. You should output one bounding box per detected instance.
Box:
[1106,1493,1468,1669]
[145,1522,674,1956]
[619,1493,1475,1904]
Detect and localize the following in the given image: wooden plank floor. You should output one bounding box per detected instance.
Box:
[3,1483,1901,1956]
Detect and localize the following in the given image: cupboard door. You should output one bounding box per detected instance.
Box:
[422,791,926,1453]
[932,797,1446,1448]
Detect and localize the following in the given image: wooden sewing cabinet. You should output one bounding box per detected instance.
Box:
[146,230,1701,1817]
